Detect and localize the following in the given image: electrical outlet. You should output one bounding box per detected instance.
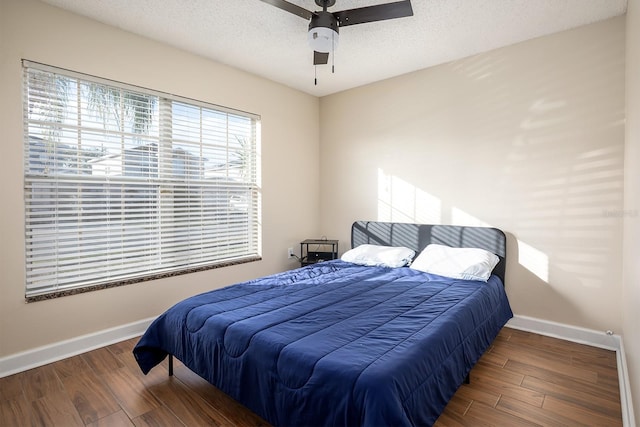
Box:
[287,247,295,259]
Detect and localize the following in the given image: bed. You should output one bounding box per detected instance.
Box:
[133,221,513,426]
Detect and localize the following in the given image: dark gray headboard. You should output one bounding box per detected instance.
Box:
[351,221,507,285]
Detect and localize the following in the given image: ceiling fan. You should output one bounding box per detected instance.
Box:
[260,0,414,68]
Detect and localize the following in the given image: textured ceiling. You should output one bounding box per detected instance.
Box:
[40,0,627,97]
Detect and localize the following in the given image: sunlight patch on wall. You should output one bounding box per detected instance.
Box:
[451,207,492,227]
[451,207,550,283]
[518,240,549,282]
[377,169,441,223]
[377,171,551,283]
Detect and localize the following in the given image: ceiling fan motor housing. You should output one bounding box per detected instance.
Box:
[261,0,414,64]
[308,11,339,53]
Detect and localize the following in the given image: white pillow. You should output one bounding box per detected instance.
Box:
[410,244,499,282]
[341,244,415,268]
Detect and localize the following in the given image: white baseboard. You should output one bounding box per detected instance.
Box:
[0,317,154,379]
[0,314,634,427]
[507,315,636,427]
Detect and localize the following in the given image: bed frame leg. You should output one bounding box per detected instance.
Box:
[168,354,174,376]
[464,373,470,384]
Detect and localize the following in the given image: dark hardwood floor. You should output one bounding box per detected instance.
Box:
[0,327,622,426]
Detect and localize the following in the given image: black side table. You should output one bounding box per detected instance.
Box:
[300,239,339,266]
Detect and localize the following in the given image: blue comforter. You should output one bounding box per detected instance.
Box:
[134,260,513,426]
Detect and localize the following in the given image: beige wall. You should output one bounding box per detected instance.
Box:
[0,0,320,357]
[624,0,640,419]
[320,18,626,333]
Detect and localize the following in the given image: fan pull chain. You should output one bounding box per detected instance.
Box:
[332,32,335,74]
[315,65,317,85]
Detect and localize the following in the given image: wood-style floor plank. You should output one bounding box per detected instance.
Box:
[542,395,623,426]
[522,375,622,419]
[61,369,122,424]
[0,373,24,402]
[464,371,545,408]
[82,347,125,376]
[495,395,571,427]
[148,377,234,426]
[131,405,184,427]
[505,358,621,402]
[0,397,31,427]
[85,410,134,427]
[53,354,93,380]
[463,400,539,427]
[471,358,525,386]
[0,327,623,426]
[100,367,162,419]
[493,341,599,384]
[30,390,85,427]
[20,364,64,402]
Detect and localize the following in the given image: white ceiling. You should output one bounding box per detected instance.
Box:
[40,0,627,97]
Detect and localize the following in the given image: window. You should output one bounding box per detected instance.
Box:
[23,61,261,299]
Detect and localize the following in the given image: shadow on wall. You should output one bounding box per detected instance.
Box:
[325,18,626,329]
[376,167,620,326]
[366,19,626,331]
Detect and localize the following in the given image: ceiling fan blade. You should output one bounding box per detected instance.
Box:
[314,51,329,65]
[334,0,413,27]
[259,0,313,20]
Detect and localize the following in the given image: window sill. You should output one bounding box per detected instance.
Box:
[25,255,262,303]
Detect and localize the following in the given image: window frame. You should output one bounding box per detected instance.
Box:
[22,60,262,301]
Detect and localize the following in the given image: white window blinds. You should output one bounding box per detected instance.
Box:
[23,61,261,298]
